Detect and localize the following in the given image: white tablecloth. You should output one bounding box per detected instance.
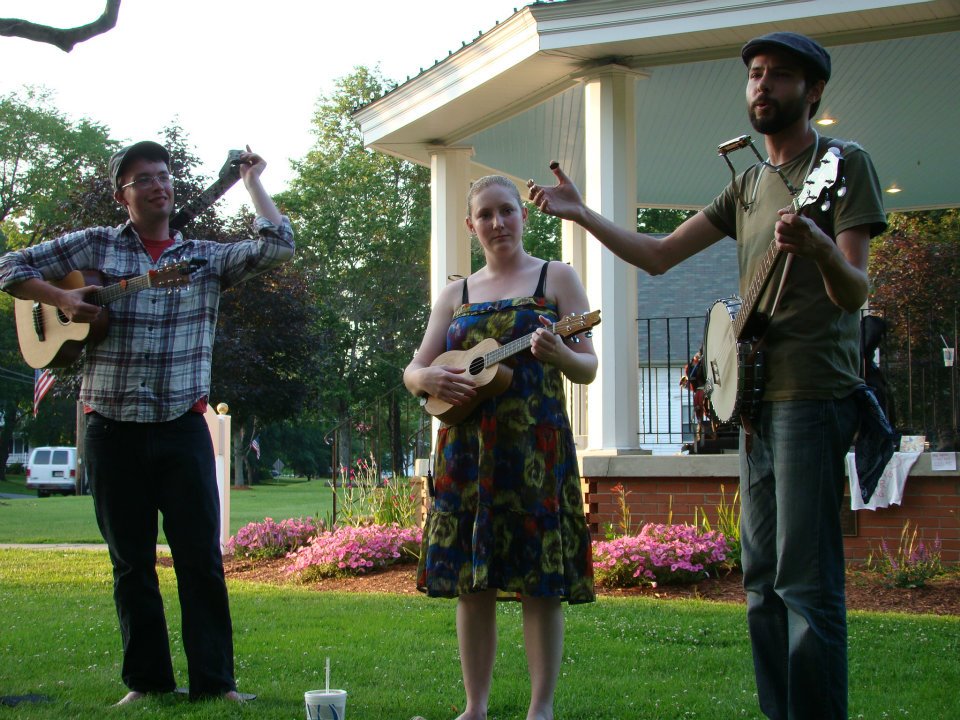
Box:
[846,451,921,511]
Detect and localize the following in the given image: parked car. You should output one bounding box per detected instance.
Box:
[25,446,78,497]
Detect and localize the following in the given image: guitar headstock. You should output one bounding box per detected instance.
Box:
[795,147,844,213]
[554,310,601,339]
[148,258,208,290]
[220,149,244,182]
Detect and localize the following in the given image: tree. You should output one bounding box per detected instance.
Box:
[0,292,33,479]
[0,1,121,52]
[278,67,432,473]
[0,91,117,464]
[869,209,960,439]
[0,88,116,245]
[212,254,322,486]
[637,208,696,234]
[260,419,331,481]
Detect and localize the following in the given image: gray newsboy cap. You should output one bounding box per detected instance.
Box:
[109,140,170,191]
[741,31,831,83]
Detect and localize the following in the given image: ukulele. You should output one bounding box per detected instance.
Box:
[14,150,244,369]
[421,310,600,425]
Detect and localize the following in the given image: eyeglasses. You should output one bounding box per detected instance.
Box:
[119,173,174,191]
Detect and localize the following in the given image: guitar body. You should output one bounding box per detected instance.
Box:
[422,337,515,425]
[15,270,108,369]
[703,297,764,423]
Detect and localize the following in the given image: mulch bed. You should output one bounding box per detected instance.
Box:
[221,556,960,616]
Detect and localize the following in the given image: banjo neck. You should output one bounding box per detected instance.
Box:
[733,147,842,341]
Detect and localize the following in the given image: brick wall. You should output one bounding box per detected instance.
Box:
[582,453,960,564]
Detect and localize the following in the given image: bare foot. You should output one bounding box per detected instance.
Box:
[112,691,146,707]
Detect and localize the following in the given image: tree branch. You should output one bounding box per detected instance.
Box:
[0,0,121,53]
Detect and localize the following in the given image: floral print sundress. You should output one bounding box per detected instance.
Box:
[416,262,595,604]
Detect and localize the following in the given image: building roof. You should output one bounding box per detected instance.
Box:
[355,0,960,212]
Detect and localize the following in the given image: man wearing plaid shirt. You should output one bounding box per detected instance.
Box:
[0,140,294,706]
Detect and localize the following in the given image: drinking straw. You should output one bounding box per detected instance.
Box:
[325,657,330,693]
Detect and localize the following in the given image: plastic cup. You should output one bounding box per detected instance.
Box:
[304,689,347,720]
[944,348,955,367]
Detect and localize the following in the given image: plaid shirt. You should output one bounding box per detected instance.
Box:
[0,217,294,422]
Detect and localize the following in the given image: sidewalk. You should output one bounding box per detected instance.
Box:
[0,543,171,552]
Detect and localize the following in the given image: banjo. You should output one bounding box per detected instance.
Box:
[702,145,845,424]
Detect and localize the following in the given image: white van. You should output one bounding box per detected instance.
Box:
[26,446,78,497]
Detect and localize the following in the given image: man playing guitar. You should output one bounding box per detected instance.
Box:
[0,141,294,706]
[528,32,887,720]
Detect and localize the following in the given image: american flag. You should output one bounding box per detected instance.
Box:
[250,435,261,460]
[33,368,55,417]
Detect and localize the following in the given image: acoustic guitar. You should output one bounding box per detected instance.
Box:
[14,150,244,369]
[702,145,845,423]
[421,309,600,425]
[15,258,207,369]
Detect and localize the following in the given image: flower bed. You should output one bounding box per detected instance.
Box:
[593,523,730,588]
[285,523,422,582]
[226,517,321,560]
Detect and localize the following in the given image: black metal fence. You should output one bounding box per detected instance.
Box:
[867,305,959,449]
[322,383,432,482]
[637,316,704,451]
[325,306,960,467]
[637,307,960,453]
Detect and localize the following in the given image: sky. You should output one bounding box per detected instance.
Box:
[0,0,528,210]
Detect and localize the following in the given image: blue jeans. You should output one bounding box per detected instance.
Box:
[85,412,235,699]
[739,397,858,720]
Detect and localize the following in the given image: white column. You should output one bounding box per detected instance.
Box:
[562,219,589,445]
[428,146,473,302]
[426,147,474,453]
[581,65,641,452]
[203,405,232,551]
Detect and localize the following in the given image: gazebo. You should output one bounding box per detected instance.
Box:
[354,0,960,558]
[355,0,959,450]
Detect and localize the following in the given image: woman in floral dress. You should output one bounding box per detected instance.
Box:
[403,175,597,720]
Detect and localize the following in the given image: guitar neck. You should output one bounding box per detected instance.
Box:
[732,194,803,340]
[91,273,157,307]
[169,173,239,233]
[483,326,546,366]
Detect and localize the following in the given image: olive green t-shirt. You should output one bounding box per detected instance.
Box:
[702,137,887,401]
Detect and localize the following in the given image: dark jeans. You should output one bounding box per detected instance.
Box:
[85,411,235,699]
[739,397,859,720]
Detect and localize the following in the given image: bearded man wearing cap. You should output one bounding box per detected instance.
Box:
[529,31,888,719]
[0,141,293,705]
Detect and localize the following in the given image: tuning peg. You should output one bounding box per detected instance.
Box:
[585,331,593,339]
[821,199,831,212]
[836,180,847,198]
[571,336,581,344]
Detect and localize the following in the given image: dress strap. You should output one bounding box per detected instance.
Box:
[461,277,469,304]
[534,260,551,297]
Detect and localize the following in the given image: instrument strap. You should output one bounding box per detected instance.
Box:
[767,253,794,320]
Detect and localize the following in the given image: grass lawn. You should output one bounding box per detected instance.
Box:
[0,549,957,719]
[0,475,334,544]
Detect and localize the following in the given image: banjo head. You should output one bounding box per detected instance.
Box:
[703,298,743,423]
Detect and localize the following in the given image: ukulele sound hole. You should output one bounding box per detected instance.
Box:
[469,357,486,376]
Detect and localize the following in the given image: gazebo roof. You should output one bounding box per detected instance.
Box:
[354,0,960,212]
